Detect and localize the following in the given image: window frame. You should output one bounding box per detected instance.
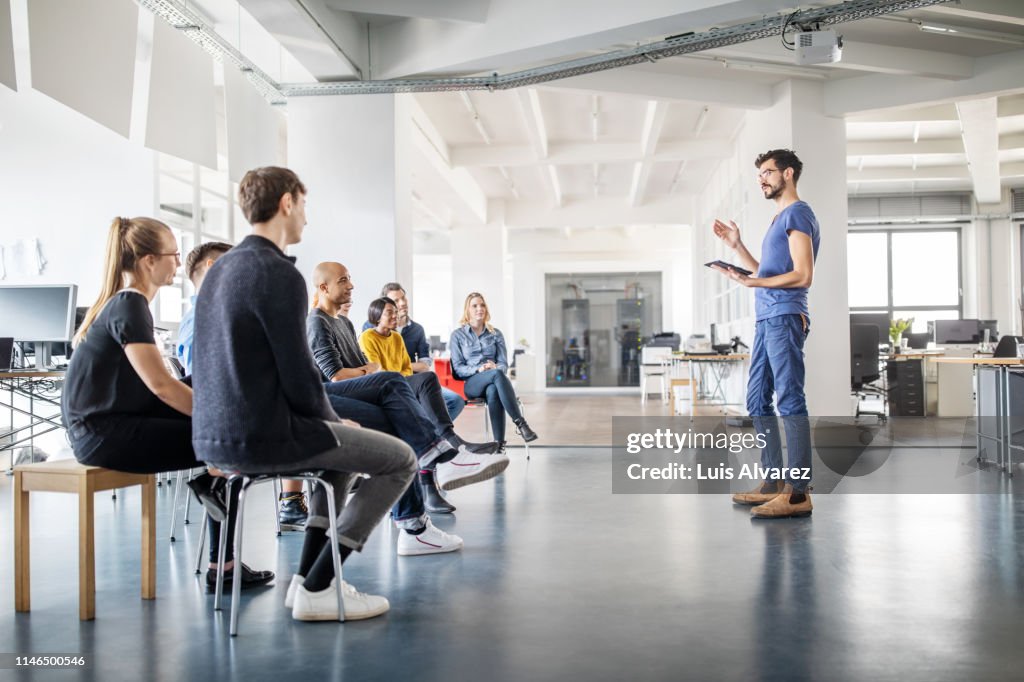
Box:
[847,227,963,322]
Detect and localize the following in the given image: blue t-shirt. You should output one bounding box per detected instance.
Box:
[754,201,820,321]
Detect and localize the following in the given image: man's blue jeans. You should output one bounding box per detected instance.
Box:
[442,387,465,422]
[322,373,433,528]
[746,314,812,492]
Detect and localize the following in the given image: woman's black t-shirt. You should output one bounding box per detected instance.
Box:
[62,290,163,427]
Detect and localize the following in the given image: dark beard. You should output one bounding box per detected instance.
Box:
[763,178,785,200]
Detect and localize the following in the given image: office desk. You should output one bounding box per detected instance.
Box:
[1,371,65,473]
[667,353,749,414]
[933,357,1023,475]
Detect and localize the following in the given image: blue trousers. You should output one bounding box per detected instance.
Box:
[322,373,434,526]
[442,387,465,422]
[746,314,812,492]
[463,369,524,442]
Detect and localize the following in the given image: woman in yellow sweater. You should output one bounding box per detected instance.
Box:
[359,297,412,374]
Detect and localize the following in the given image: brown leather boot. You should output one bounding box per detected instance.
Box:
[750,484,813,519]
[731,480,784,506]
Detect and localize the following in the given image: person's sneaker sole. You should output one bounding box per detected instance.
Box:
[292,601,390,622]
[279,521,307,531]
[438,457,510,492]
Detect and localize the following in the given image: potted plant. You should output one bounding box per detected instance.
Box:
[889,317,913,350]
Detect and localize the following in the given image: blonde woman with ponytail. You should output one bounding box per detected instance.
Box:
[61,217,273,590]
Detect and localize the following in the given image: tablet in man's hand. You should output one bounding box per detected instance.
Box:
[704,260,753,277]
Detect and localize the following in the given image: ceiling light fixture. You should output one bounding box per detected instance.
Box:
[693,106,709,137]
[917,21,1024,45]
[459,91,492,145]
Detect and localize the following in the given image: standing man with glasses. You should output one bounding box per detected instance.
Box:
[710,149,820,519]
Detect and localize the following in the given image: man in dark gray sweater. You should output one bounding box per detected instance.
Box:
[307,261,509,499]
[192,166,415,622]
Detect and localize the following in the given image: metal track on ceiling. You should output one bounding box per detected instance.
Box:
[139,0,954,102]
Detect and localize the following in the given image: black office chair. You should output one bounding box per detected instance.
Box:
[851,324,886,421]
[993,336,1024,358]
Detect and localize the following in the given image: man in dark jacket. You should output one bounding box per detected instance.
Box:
[192,166,416,622]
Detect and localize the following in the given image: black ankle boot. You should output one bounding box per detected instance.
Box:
[514,419,538,443]
[419,470,456,514]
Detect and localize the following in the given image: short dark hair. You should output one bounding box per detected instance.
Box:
[237,166,306,225]
[754,149,803,183]
[367,296,397,326]
[380,282,405,297]
[185,241,232,283]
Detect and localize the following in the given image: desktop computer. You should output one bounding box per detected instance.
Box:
[0,284,78,370]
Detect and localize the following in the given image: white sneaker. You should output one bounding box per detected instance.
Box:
[418,439,455,468]
[291,578,390,622]
[397,519,463,556]
[284,574,303,609]
[435,447,510,492]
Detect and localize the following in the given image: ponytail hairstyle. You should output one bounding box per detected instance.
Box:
[458,292,494,332]
[73,217,171,347]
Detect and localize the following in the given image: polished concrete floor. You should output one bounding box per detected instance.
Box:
[4,436,1024,681]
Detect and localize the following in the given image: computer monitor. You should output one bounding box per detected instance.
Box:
[0,285,78,369]
[850,313,890,345]
[979,320,999,343]
[934,319,979,345]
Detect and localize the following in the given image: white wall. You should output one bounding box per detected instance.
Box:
[0,84,155,304]
[287,95,411,316]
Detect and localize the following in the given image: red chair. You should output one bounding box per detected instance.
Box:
[434,358,530,457]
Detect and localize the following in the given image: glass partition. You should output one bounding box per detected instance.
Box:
[545,272,663,388]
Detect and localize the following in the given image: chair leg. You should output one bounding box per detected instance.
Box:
[194,508,208,575]
[273,478,282,537]
[640,373,647,404]
[169,469,185,542]
[183,473,192,525]
[214,476,238,611]
[229,478,253,636]
[320,478,345,623]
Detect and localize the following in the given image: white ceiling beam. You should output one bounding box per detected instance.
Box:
[927,1,1024,27]
[504,195,690,229]
[517,89,549,159]
[629,100,669,207]
[847,103,959,123]
[407,96,488,222]
[825,49,1024,117]
[847,139,965,156]
[711,40,973,81]
[450,139,732,168]
[326,0,488,23]
[998,95,1024,117]
[847,165,971,183]
[956,97,1001,204]
[1000,132,1024,151]
[516,88,564,208]
[370,0,805,80]
[550,67,773,109]
[238,0,364,79]
[1002,162,1024,177]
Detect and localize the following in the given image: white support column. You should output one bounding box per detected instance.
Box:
[741,80,851,416]
[287,95,413,318]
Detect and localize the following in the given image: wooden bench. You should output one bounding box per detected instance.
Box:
[13,459,156,620]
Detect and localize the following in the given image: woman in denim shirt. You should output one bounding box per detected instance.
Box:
[449,292,538,449]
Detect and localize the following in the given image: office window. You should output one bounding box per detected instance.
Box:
[848,228,962,333]
[155,153,238,327]
[847,233,888,308]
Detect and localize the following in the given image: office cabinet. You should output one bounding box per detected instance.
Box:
[887,359,925,416]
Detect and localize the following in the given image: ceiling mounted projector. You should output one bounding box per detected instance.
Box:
[795,29,843,65]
